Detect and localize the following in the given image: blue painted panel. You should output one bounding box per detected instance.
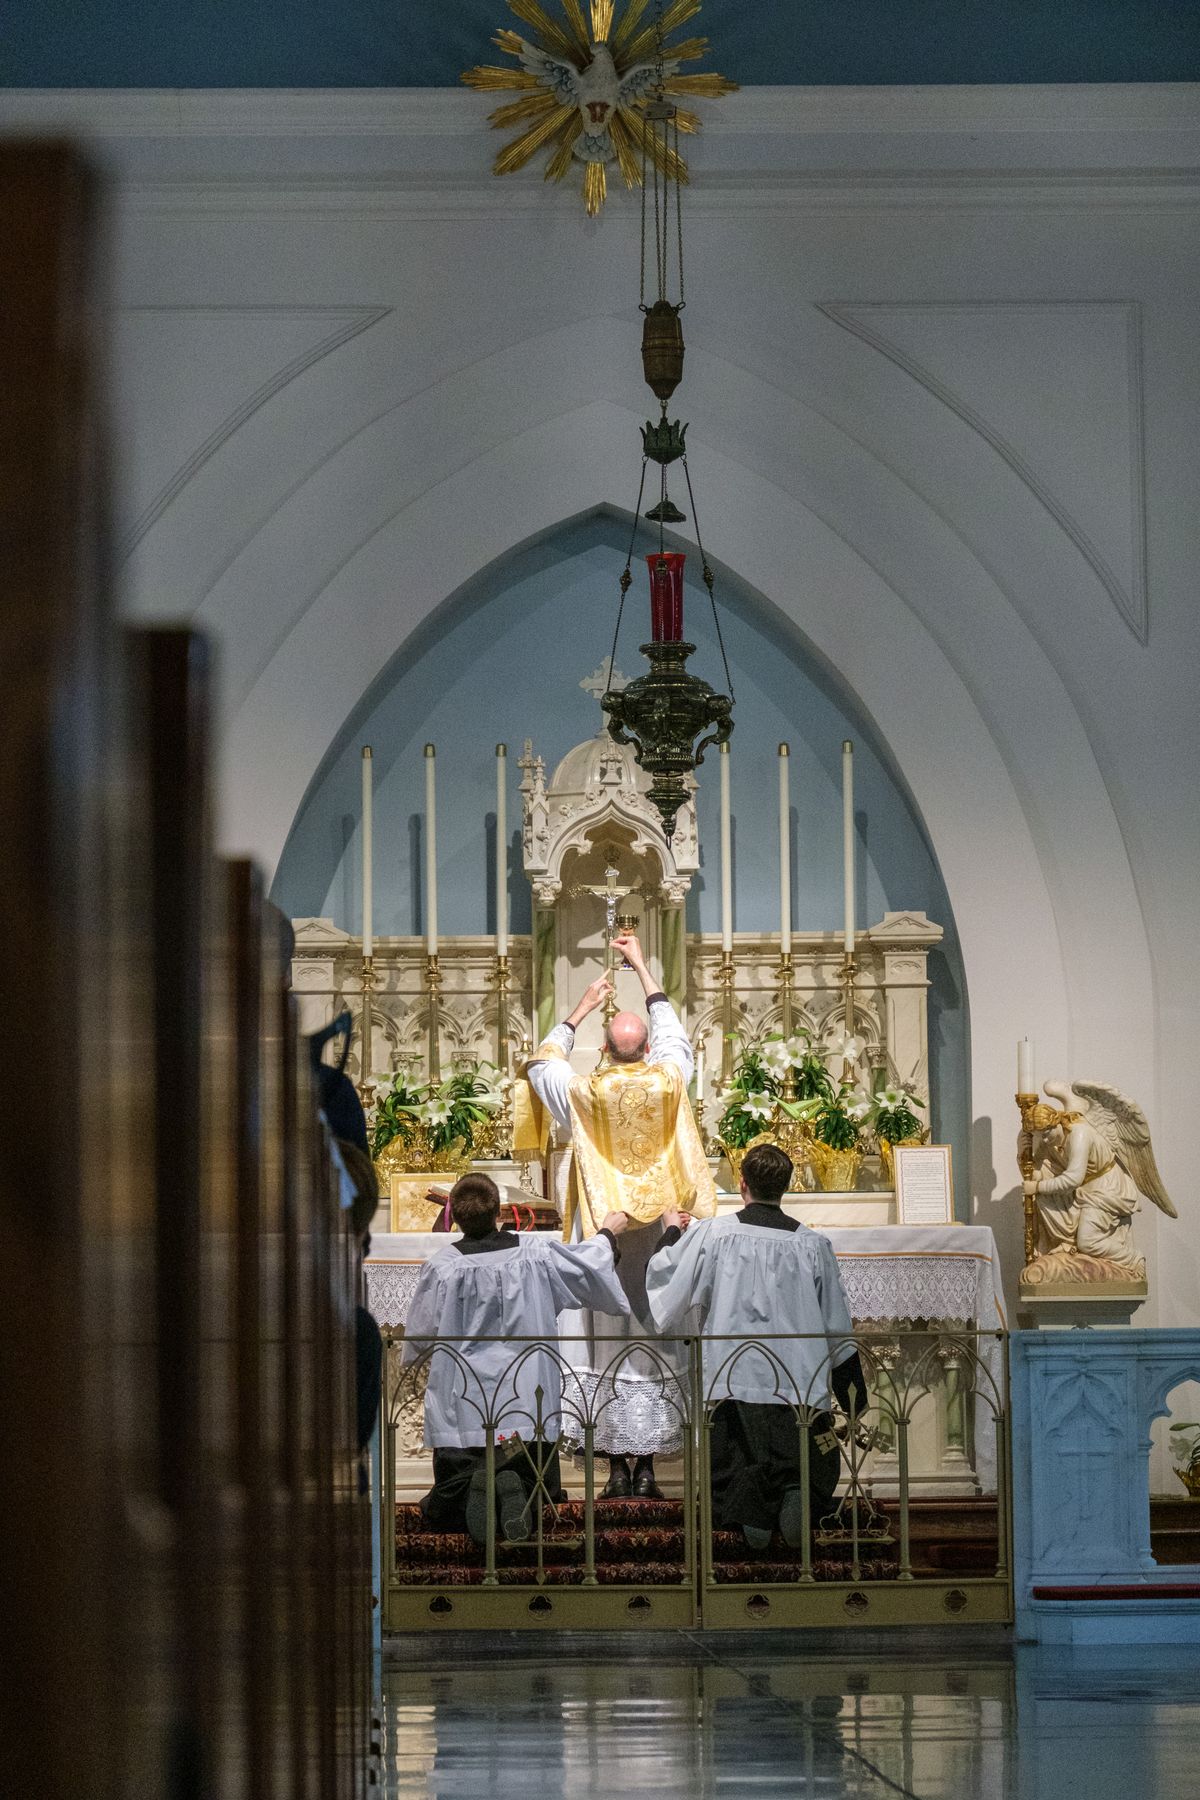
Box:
[1012,1329,1200,1644]
[4,1,1199,89]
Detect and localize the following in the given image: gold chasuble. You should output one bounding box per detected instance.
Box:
[514,1041,718,1240]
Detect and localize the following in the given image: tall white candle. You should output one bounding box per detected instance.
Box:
[424,743,438,956]
[719,741,733,952]
[495,742,508,958]
[842,738,855,954]
[1018,1037,1035,1094]
[361,745,373,959]
[778,742,791,956]
[695,1034,706,1102]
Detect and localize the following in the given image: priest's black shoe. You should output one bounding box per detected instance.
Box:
[631,1457,665,1500]
[601,1457,632,1499]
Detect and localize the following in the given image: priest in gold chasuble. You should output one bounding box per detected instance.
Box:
[517,933,717,1498]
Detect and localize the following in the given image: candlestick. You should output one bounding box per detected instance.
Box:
[425,953,442,1082]
[358,954,377,1106]
[495,743,508,959]
[494,953,510,1070]
[361,745,373,960]
[718,949,736,1083]
[840,950,857,1043]
[842,738,855,955]
[424,743,438,956]
[719,740,733,952]
[694,1032,706,1102]
[778,742,791,956]
[1016,1090,1040,1264]
[778,950,794,1038]
[1017,1037,1034,1095]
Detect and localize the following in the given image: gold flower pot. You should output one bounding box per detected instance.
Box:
[373,1124,471,1181]
[718,1132,775,1187]
[1175,1464,1200,1499]
[878,1135,923,1184]
[808,1139,862,1193]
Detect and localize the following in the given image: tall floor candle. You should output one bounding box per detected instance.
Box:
[842,739,856,955]
[719,741,733,952]
[495,743,508,958]
[424,743,438,956]
[361,745,373,959]
[1018,1037,1035,1094]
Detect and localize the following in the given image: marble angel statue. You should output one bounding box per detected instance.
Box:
[1020,1080,1176,1286]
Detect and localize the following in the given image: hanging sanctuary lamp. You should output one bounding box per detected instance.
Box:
[601,26,734,840]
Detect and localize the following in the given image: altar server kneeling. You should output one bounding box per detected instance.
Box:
[646,1143,867,1551]
[402,1173,630,1544]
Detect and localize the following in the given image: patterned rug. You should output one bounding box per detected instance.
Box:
[394,1498,899,1587]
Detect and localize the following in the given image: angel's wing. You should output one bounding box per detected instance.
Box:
[617,57,681,106]
[515,37,582,106]
[1073,1079,1177,1218]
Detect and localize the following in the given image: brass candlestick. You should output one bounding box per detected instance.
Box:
[493,953,511,1069]
[425,953,442,1083]
[840,949,858,1036]
[778,949,794,1038]
[1016,1092,1039,1264]
[718,949,736,1083]
[358,955,377,1105]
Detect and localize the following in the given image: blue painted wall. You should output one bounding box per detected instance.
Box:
[271,511,969,1205]
[4,1,1198,87]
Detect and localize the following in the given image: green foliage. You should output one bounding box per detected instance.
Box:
[869,1086,926,1145]
[370,1059,504,1159]
[812,1096,861,1151]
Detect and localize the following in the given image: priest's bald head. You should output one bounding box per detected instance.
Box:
[605,1009,649,1064]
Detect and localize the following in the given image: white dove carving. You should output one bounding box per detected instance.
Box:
[515,37,678,163]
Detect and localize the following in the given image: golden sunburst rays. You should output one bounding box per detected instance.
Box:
[461,0,737,214]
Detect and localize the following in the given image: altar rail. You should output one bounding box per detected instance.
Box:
[0,145,370,1800]
[381,1328,1011,1631]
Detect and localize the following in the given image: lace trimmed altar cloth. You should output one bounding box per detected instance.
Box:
[364,1224,1007,1335]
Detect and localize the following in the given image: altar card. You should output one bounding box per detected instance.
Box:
[893,1144,954,1226]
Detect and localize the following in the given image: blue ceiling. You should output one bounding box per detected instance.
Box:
[3,1,1199,88]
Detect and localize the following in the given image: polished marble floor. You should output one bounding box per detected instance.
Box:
[380,1630,1200,1799]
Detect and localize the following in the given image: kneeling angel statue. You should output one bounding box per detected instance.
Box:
[1019,1081,1175,1287]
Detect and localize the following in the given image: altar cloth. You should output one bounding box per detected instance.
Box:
[364,1222,1007,1335]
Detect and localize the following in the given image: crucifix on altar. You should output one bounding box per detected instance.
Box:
[571,863,640,1024]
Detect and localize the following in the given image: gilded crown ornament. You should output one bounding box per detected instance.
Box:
[462,0,737,216]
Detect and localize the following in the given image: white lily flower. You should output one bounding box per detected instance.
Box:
[742,1089,775,1121]
[761,1041,791,1077]
[845,1087,873,1121]
[877,1085,905,1110]
[783,1035,811,1067]
[827,1031,867,1065]
[370,1072,395,1092]
[423,1097,453,1126]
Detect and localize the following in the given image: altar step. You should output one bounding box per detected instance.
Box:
[393,1495,1005,1587]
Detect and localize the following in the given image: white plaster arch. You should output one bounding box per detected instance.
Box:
[215,392,1155,1259]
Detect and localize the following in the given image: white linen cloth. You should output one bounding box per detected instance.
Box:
[646,1216,860,1409]
[528,998,695,1456]
[365,1223,1008,1335]
[400,1234,629,1449]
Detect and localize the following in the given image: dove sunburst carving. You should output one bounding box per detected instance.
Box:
[462,0,737,216]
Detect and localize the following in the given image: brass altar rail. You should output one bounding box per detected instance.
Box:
[380,1328,1011,1632]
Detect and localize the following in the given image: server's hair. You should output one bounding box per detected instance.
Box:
[450,1172,502,1238]
[740,1142,794,1204]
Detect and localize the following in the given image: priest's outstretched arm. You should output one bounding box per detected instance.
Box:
[611,931,693,1083]
[526,972,615,1127]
